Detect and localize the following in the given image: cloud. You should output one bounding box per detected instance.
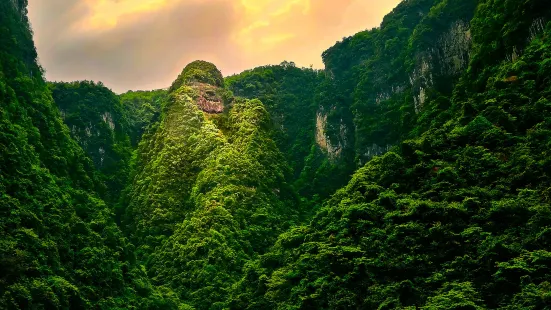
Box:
[28,0,401,93]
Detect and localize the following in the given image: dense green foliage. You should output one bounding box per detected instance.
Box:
[170,61,224,92]
[49,81,133,203]
[224,62,346,200]
[125,61,300,308]
[3,0,551,309]
[226,0,551,308]
[225,62,323,182]
[119,89,167,147]
[0,1,183,308]
[225,0,479,199]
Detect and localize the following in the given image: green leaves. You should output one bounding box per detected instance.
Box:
[170,61,224,92]
[124,65,301,308]
[423,282,484,309]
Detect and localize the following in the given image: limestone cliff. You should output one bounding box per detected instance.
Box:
[317,0,478,167]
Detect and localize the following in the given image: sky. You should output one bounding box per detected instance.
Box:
[28,0,401,93]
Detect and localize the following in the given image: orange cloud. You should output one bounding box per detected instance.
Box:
[82,0,169,29]
[28,0,401,92]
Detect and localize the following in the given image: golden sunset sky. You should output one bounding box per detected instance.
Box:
[28,0,401,93]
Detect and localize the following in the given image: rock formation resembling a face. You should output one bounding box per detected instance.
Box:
[171,60,226,114]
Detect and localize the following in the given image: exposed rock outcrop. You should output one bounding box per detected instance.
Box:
[171,61,227,114]
[410,20,472,112]
[191,82,224,113]
[316,106,349,160]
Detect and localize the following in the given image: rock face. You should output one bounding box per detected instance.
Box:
[102,112,115,130]
[171,61,227,114]
[410,20,472,112]
[192,82,225,113]
[315,106,349,160]
[529,17,546,41]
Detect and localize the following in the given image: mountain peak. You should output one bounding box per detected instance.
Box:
[170,60,224,92]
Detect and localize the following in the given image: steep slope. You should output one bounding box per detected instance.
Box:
[119,89,167,147]
[223,0,477,199]
[0,1,181,308]
[227,0,551,308]
[302,0,477,195]
[225,62,356,200]
[125,61,300,308]
[225,62,323,183]
[228,0,479,199]
[49,81,133,203]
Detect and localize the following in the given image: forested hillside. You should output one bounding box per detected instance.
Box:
[225,63,324,194]
[49,81,133,203]
[0,0,186,308]
[123,60,302,309]
[2,0,551,309]
[226,0,551,308]
[119,89,167,147]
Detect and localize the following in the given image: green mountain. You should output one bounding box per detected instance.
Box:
[124,60,300,308]
[226,0,551,308]
[0,1,183,308]
[49,81,133,203]
[2,0,551,309]
[119,89,167,147]
[225,63,323,191]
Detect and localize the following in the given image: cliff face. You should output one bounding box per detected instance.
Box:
[315,106,350,160]
[319,0,479,167]
[170,61,228,114]
[192,82,225,113]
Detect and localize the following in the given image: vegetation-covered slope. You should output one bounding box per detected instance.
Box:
[49,81,133,203]
[124,61,301,309]
[226,0,551,308]
[225,62,322,182]
[0,1,182,308]
[225,0,480,199]
[119,89,167,147]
